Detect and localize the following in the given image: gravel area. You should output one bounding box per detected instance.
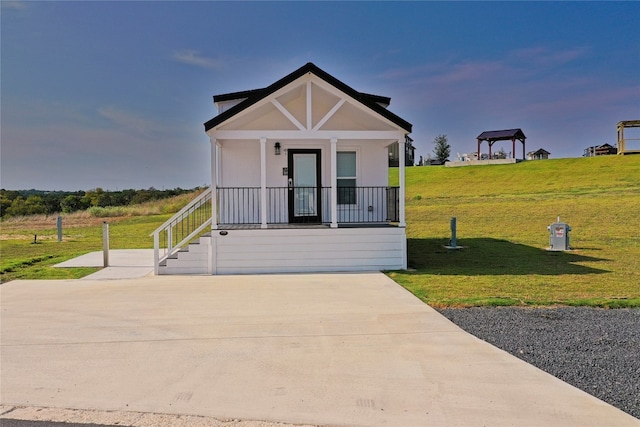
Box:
[437,306,640,419]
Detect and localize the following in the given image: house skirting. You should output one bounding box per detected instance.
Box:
[209,226,406,275]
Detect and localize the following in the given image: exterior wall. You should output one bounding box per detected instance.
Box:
[216,139,393,224]
[216,99,246,114]
[209,227,406,274]
[219,140,261,186]
[218,139,390,188]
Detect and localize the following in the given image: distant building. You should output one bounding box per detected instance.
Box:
[527,148,550,160]
[427,159,446,166]
[388,136,415,166]
[584,144,617,157]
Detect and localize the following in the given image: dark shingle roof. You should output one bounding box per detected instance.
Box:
[205,62,411,133]
[477,129,526,141]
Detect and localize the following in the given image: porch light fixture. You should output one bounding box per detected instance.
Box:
[274,142,281,155]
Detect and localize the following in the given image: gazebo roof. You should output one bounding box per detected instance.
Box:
[477,128,526,142]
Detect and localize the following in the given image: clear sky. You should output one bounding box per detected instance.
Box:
[2,1,639,191]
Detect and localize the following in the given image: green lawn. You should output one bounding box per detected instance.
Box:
[389,155,640,307]
[0,214,170,282]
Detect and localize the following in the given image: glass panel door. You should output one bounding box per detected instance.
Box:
[288,149,321,223]
[294,153,317,216]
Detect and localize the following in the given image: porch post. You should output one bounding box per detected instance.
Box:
[399,135,406,228]
[330,137,338,228]
[260,137,267,228]
[210,136,218,230]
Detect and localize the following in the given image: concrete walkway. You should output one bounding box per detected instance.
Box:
[1,273,638,426]
[53,249,154,279]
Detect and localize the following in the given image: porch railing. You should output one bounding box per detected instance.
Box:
[151,185,399,273]
[217,186,399,225]
[150,187,212,274]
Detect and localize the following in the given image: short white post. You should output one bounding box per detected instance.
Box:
[102,221,109,267]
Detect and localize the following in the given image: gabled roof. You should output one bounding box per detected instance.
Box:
[477,128,526,141]
[214,89,390,107]
[204,62,411,132]
[533,148,550,155]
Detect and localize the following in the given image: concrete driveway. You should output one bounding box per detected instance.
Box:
[1,273,638,426]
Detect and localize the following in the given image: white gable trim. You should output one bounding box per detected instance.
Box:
[271,99,306,131]
[208,129,405,141]
[306,81,313,130]
[308,76,403,132]
[209,73,406,136]
[313,98,346,131]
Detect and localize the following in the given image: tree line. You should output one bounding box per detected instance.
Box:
[0,187,201,218]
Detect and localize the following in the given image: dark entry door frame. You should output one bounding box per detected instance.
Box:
[287,149,322,223]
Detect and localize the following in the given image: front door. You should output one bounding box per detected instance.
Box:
[288,149,321,223]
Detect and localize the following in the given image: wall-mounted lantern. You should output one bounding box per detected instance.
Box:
[274,142,281,155]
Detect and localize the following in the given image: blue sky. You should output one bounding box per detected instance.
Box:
[2,1,639,190]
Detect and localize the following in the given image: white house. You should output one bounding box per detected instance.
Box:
[152,63,412,275]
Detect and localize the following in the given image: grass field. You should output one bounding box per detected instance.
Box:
[0,194,191,282]
[389,155,640,307]
[1,156,639,307]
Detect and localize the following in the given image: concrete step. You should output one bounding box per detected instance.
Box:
[158,265,209,275]
[157,237,210,274]
[165,257,208,269]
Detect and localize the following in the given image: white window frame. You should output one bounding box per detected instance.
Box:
[337,149,359,207]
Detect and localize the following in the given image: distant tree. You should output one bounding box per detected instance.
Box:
[0,193,12,217]
[5,195,47,217]
[433,134,451,163]
[42,193,62,214]
[60,195,87,213]
[130,190,153,205]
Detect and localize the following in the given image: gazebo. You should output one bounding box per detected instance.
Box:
[477,129,526,160]
[617,120,640,155]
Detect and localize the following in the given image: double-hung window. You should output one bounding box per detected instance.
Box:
[337,151,356,205]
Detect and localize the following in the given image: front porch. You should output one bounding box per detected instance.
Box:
[151,184,404,275]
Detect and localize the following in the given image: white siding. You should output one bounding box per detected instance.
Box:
[210,227,406,274]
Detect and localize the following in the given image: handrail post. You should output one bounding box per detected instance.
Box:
[102,221,109,267]
[153,232,159,275]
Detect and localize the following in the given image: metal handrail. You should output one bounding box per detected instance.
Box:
[151,187,212,274]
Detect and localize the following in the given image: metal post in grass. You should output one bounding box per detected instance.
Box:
[451,217,457,248]
[445,217,463,250]
[102,221,109,267]
[57,216,63,242]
